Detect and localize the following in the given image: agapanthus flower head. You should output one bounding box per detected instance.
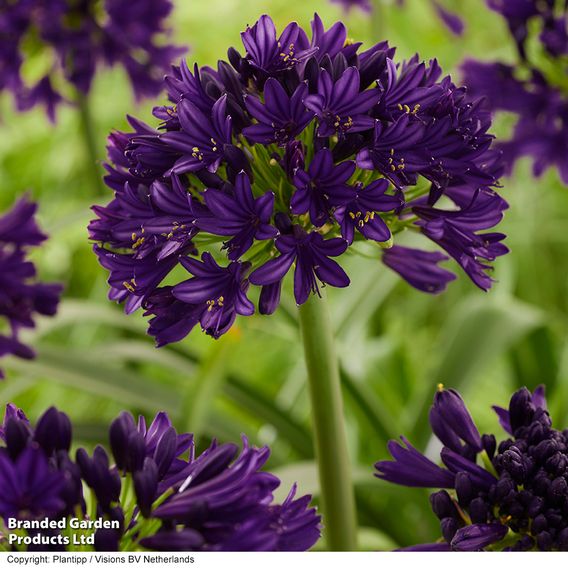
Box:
[375,384,568,551]
[0,196,63,378]
[0,403,320,552]
[462,2,568,182]
[0,0,186,121]
[90,13,507,347]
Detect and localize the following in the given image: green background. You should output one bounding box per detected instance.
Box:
[1,0,567,549]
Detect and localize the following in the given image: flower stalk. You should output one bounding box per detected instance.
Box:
[298,292,358,551]
[76,92,104,195]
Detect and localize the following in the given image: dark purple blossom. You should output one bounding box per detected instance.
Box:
[0,197,63,378]
[382,245,456,293]
[161,96,232,175]
[376,384,568,551]
[333,179,402,244]
[148,440,321,551]
[431,2,465,36]
[462,2,568,182]
[413,189,509,291]
[90,13,506,345]
[94,247,180,315]
[194,172,278,260]
[304,67,379,137]
[249,222,349,306]
[0,0,185,120]
[143,287,202,347]
[291,149,356,227]
[0,403,320,551]
[172,252,254,339]
[451,523,509,551]
[486,0,544,58]
[240,15,316,79]
[0,403,28,442]
[0,447,66,521]
[375,437,456,488]
[244,81,313,145]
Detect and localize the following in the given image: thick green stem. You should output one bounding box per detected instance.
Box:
[76,91,104,195]
[298,292,358,551]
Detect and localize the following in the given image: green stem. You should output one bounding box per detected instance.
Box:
[76,91,104,195]
[298,292,358,551]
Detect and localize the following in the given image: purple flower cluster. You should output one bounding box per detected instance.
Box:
[89,13,507,346]
[375,385,568,551]
[0,197,62,379]
[0,0,185,121]
[462,2,568,182]
[0,404,320,552]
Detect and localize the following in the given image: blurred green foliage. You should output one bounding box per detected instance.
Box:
[1,0,568,550]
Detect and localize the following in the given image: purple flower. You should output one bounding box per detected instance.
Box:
[148,439,321,551]
[0,402,320,551]
[244,80,313,145]
[109,410,191,488]
[430,388,482,453]
[143,287,202,347]
[375,384,568,551]
[486,0,542,58]
[0,447,66,521]
[332,179,402,244]
[431,2,465,36]
[375,437,456,488]
[304,67,379,137]
[291,149,356,227]
[0,403,28,442]
[461,2,568,182]
[94,247,180,315]
[0,197,62,378]
[240,15,315,79]
[161,96,232,175]
[249,222,349,306]
[34,407,72,456]
[382,245,456,293]
[356,116,428,189]
[413,189,509,291]
[91,13,506,345]
[172,253,254,339]
[77,446,122,514]
[0,0,185,119]
[451,524,509,551]
[194,172,278,260]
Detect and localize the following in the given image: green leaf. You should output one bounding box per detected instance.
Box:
[223,375,314,458]
[28,300,147,338]
[509,326,559,393]
[410,296,543,445]
[90,340,197,376]
[341,368,400,441]
[3,345,179,414]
